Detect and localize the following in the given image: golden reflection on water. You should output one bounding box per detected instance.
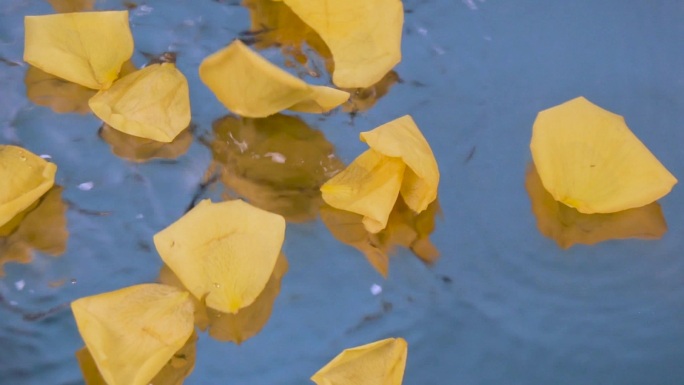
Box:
[342,71,400,115]
[526,165,667,249]
[46,0,94,13]
[158,254,288,344]
[320,197,440,277]
[0,186,68,275]
[207,114,343,222]
[99,124,193,162]
[76,331,198,385]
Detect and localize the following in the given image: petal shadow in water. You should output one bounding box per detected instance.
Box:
[98,124,193,163]
[526,164,667,249]
[207,113,344,222]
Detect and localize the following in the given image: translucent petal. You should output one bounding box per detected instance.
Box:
[0,145,56,227]
[153,199,286,313]
[89,63,191,143]
[321,149,405,233]
[531,97,677,213]
[281,0,403,88]
[70,284,195,385]
[311,338,408,385]
[24,11,133,90]
[199,40,348,117]
[361,115,440,213]
[526,165,667,249]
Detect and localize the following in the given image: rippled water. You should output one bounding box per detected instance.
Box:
[2,1,684,384]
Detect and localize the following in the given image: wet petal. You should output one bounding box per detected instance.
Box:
[361,115,440,213]
[531,97,677,213]
[24,11,133,90]
[311,338,408,385]
[199,40,349,117]
[526,165,667,248]
[0,145,56,227]
[321,149,405,233]
[89,63,191,143]
[281,0,403,88]
[70,284,195,385]
[153,199,286,314]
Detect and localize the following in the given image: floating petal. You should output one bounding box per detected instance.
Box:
[311,338,408,385]
[280,0,403,88]
[89,63,191,143]
[199,40,349,118]
[321,149,405,233]
[361,115,440,213]
[0,145,56,227]
[153,199,286,314]
[24,11,133,90]
[526,165,667,248]
[70,284,195,385]
[530,97,677,213]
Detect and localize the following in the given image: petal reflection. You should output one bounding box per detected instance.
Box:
[526,165,667,249]
[208,114,344,222]
[0,186,68,275]
[342,71,400,115]
[46,0,95,13]
[159,254,289,344]
[99,124,193,163]
[321,197,440,277]
[76,331,198,385]
[24,65,96,114]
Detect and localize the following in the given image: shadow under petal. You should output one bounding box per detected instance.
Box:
[526,164,667,249]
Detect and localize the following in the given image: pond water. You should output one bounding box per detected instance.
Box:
[1,1,684,384]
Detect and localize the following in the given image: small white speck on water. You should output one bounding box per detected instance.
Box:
[14,280,25,291]
[370,284,382,295]
[77,182,94,191]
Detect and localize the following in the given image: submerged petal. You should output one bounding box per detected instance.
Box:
[530,97,677,213]
[281,0,403,88]
[70,284,195,385]
[89,63,191,143]
[311,338,408,385]
[0,145,56,227]
[199,40,348,117]
[24,11,133,90]
[153,199,286,314]
[321,149,405,233]
[361,115,440,213]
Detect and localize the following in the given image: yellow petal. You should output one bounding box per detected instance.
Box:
[199,40,349,117]
[24,65,96,114]
[311,338,408,385]
[24,11,133,90]
[70,284,195,385]
[153,199,286,313]
[531,97,678,213]
[281,0,403,88]
[526,165,667,249]
[321,149,405,233]
[209,113,344,222]
[89,63,191,143]
[361,115,440,213]
[76,332,196,385]
[99,124,193,162]
[0,145,56,227]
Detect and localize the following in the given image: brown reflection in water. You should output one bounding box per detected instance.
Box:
[321,197,441,277]
[99,124,193,162]
[0,186,68,275]
[24,61,137,115]
[46,0,95,13]
[208,114,343,222]
[342,71,400,115]
[242,0,332,75]
[76,331,198,385]
[158,254,288,345]
[526,165,667,249]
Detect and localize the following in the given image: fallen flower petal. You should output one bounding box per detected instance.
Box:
[199,40,349,118]
[530,96,677,213]
[24,11,133,90]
